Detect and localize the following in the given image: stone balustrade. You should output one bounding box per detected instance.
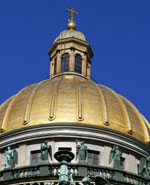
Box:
[0,163,149,185]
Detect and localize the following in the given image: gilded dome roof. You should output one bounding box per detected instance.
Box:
[0,74,150,145]
[54,30,86,42]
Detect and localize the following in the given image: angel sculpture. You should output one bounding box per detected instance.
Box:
[139,156,150,178]
[40,141,52,163]
[76,141,88,163]
[4,146,18,169]
[109,145,122,169]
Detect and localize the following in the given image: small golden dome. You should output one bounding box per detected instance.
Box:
[0,74,150,145]
[54,30,86,42]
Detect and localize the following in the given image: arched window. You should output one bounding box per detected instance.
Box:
[75,54,82,74]
[61,53,70,72]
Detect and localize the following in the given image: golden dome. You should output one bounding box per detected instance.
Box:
[0,74,150,145]
[54,30,86,42]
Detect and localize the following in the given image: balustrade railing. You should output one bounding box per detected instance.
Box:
[0,163,149,185]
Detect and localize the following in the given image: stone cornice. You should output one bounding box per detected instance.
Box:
[0,123,149,157]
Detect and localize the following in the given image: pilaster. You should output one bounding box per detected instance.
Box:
[18,143,27,166]
[50,61,53,79]
[70,47,75,72]
[56,50,61,73]
[87,63,91,79]
[127,154,137,173]
[83,52,87,77]
[104,146,112,167]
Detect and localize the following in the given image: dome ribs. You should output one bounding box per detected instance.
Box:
[49,78,62,121]
[0,76,149,145]
[90,82,108,125]
[75,80,83,121]
[120,95,148,141]
[23,80,48,125]
[0,86,30,132]
[102,86,132,134]
[117,96,132,134]
[140,115,150,145]
[0,95,15,132]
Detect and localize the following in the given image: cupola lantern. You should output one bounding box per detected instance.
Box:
[48,7,94,79]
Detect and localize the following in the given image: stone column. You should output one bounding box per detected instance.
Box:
[50,61,54,79]
[83,52,87,77]
[87,63,91,79]
[56,50,61,73]
[18,144,27,166]
[70,47,75,72]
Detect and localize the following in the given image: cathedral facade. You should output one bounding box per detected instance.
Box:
[0,8,150,185]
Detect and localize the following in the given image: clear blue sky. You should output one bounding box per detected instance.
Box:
[0,0,150,121]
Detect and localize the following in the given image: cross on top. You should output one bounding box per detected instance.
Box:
[66,7,78,23]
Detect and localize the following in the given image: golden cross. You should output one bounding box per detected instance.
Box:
[66,7,78,23]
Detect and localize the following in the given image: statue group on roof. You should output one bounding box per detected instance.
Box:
[109,145,122,169]
[76,141,88,163]
[4,146,18,169]
[40,141,52,163]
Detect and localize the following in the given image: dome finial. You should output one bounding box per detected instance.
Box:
[66,6,78,30]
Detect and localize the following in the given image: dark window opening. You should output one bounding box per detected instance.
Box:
[137,164,145,175]
[58,147,72,151]
[75,54,82,74]
[61,53,70,72]
[30,150,41,165]
[120,157,125,168]
[137,164,140,174]
[87,150,99,165]
[54,58,57,75]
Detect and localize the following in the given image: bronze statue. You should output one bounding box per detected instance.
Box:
[76,141,88,163]
[40,141,52,163]
[139,156,150,177]
[109,145,122,169]
[4,146,18,168]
